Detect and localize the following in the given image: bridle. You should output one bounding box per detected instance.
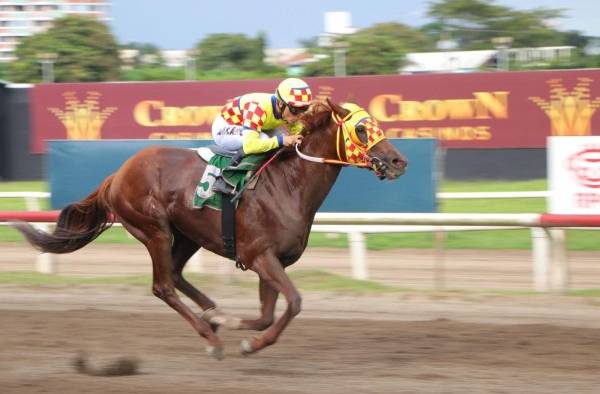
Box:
[295,105,388,179]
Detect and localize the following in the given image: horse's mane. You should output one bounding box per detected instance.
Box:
[300,102,332,135]
[273,102,333,163]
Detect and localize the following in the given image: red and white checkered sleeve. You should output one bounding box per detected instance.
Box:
[241,101,267,131]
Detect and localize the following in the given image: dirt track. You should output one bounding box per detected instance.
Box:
[2,285,600,394]
[2,243,600,393]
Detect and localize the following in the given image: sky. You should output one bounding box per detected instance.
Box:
[109,0,600,50]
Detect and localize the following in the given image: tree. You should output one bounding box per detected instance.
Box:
[426,0,568,49]
[8,16,120,83]
[194,32,270,73]
[562,30,589,50]
[304,23,435,76]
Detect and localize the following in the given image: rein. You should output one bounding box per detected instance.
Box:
[294,143,369,167]
[230,149,285,203]
[295,144,370,167]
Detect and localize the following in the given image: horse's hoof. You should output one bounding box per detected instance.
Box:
[206,345,224,361]
[214,315,242,330]
[200,307,219,321]
[202,308,241,329]
[240,339,255,356]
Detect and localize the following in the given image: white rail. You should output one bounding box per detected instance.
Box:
[314,212,542,226]
[0,192,50,198]
[1,190,575,293]
[0,190,548,201]
[312,213,596,293]
[437,191,549,199]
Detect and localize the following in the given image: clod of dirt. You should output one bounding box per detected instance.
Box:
[72,353,140,376]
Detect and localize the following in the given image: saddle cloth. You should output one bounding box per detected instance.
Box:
[193,147,266,210]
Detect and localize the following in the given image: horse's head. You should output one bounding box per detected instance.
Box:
[323,98,407,180]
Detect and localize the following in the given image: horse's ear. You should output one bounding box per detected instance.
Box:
[326,98,350,118]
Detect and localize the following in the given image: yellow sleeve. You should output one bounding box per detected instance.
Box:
[242,130,281,154]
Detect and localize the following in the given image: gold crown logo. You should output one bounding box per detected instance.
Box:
[49,91,118,140]
[315,85,335,102]
[529,78,600,136]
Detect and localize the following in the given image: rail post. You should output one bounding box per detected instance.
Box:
[35,253,56,274]
[531,227,550,292]
[348,231,368,280]
[35,223,56,274]
[433,228,446,290]
[549,229,568,293]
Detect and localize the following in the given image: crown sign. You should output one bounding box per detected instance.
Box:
[49,91,117,140]
[529,78,600,136]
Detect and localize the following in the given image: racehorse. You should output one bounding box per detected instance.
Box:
[14,99,407,360]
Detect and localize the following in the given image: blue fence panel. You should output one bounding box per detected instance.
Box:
[48,140,207,209]
[48,139,437,212]
[320,139,437,212]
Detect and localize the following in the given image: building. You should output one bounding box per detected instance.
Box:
[402,46,575,74]
[0,0,110,62]
[161,49,187,68]
[402,50,497,74]
[264,48,322,75]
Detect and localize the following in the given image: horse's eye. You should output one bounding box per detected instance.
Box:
[355,125,368,144]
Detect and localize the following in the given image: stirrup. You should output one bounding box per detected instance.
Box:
[212,177,234,195]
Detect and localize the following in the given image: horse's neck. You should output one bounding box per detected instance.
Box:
[283,129,342,215]
[295,155,341,214]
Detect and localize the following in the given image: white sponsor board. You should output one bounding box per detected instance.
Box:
[548,136,600,214]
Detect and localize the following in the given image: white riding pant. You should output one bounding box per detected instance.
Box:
[211,115,269,151]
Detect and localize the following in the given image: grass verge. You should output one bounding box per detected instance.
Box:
[1,270,599,297]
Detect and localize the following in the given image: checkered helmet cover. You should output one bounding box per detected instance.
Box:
[276,78,312,107]
[341,103,385,151]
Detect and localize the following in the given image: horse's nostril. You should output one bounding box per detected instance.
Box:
[392,157,407,168]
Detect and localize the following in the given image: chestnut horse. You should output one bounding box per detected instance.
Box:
[14,99,407,359]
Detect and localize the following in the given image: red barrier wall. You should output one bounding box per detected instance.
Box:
[30,69,600,153]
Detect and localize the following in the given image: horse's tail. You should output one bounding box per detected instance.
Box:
[13,175,115,254]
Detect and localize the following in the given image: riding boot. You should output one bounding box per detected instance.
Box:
[228,150,245,168]
[212,176,235,195]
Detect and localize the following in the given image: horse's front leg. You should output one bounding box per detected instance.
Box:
[238,278,279,330]
[240,250,301,355]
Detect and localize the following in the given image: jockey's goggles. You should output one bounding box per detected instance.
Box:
[287,104,309,115]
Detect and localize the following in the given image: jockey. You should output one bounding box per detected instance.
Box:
[211,77,312,194]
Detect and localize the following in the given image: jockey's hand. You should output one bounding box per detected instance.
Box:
[283,134,303,147]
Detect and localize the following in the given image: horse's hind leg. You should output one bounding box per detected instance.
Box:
[148,233,225,359]
[171,230,216,311]
[120,219,224,359]
[170,230,241,329]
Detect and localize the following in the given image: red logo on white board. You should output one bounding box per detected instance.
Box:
[568,148,600,188]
